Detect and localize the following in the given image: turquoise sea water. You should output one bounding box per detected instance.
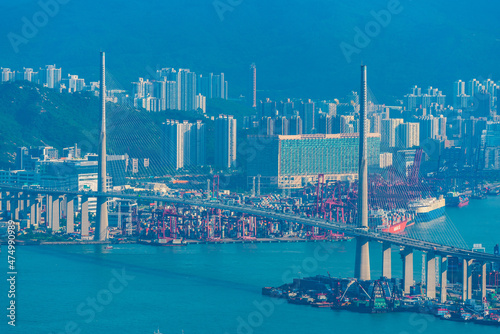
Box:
[1,196,499,334]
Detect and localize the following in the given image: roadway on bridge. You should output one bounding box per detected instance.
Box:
[1,184,498,263]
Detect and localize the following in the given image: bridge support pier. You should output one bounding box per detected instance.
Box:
[81,196,89,238]
[30,195,41,228]
[462,259,473,301]
[355,237,371,281]
[36,197,42,227]
[5,191,11,213]
[382,242,392,279]
[60,195,67,220]
[482,262,487,301]
[462,259,467,301]
[52,196,60,232]
[11,193,19,221]
[401,248,413,294]
[29,196,37,228]
[440,256,448,303]
[46,195,53,228]
[467,260,473,300]
[18,192,24,213]
[66,196,75,234]
[426,253,436,299]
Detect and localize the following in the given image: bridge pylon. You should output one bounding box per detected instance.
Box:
[354,65,371,281]
[95,51,109,241]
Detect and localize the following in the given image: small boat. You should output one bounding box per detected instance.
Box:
[311,301,333,308]
[105,246,113,250]
[445,192,469,208]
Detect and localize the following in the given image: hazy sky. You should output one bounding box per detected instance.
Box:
[1,0,499,103]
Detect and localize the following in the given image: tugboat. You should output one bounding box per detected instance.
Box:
[445,192,469,208]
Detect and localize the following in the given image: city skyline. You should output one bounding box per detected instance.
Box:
[1,1,500,333]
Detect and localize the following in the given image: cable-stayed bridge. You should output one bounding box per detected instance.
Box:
[0,184,496,262]
[2,56,497,304]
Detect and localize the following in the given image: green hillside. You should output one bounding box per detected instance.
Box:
[0,82,254,170]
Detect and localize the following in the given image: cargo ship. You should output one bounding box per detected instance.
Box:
[445,192,469,208]
[369,209,411,234]
[407,196,446,222]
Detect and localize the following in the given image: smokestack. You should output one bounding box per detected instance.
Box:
[95,51,108,241]
[354,65,370,281]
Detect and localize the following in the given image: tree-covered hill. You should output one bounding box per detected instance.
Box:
[0,82,254,169]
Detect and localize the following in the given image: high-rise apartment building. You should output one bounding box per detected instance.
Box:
[177,69,196,111]
[278,99,294,117]
[381,118,404,148]
[1,68,14,82]
[369,113,382,134]
[162,120,205,170]
[299,99,315,134]
[215,115,237,169]
[259,98,277,118]
[289,115,303,135]
[404,85,446,111]
[396,122,420,148]
[40,65,61,89]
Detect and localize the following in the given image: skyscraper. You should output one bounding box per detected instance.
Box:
[404,85,446,111]
[154,79,167,110]
[299,99,315,134]
[195,94,206,113]
[396,122,420,148]
[177,69,197,111]
[259,117,275,135]
[190,120,206,166]
[278,99,294,117]
[212,73,225,99]
[369,113,382,134]
[197,74,212,98]
[453,80,469,108]
[162,120,206,170]
[317,114,332,134]
[132,78,145,98]
[40,65,61,89]
[289,115,303,135]
[163,120,185,170]
[381,118,404,148]
[418,115,447,141]
[1,68,14,82]
[215,115,237,169]
[259,98,277,118]
[165,80,178,110]
[274,116,289,135]
[475,90,492,118]
[249,63,257,108]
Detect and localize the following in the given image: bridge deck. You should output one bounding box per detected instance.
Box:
[1,184,498,262]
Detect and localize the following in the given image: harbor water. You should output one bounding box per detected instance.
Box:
[1,196,500,334]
